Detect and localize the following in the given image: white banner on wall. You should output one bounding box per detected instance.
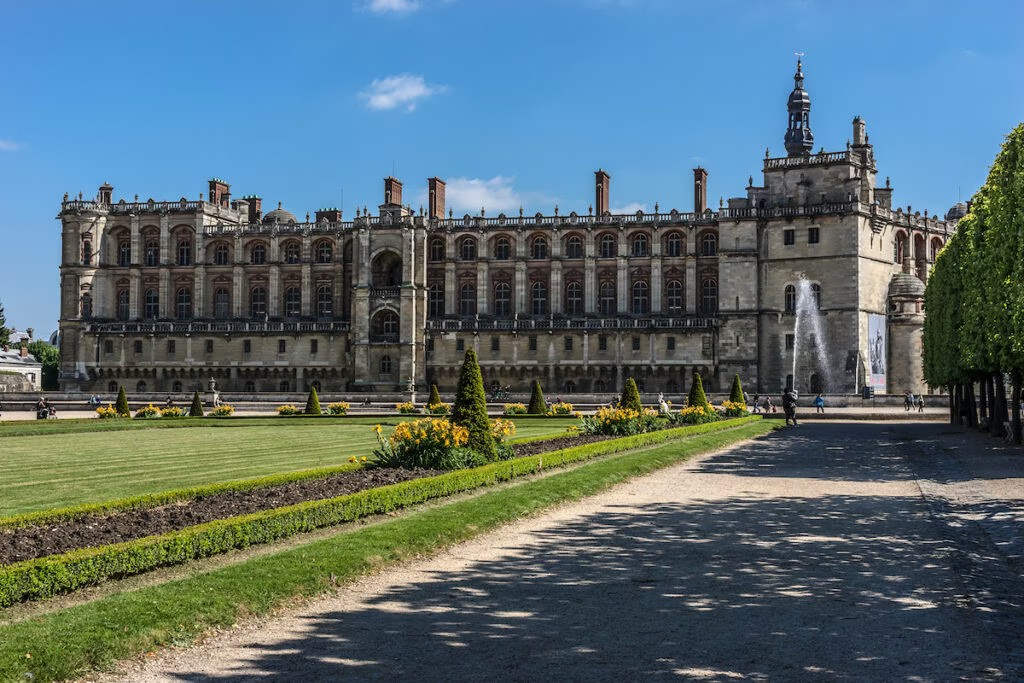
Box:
[868,313,887,391]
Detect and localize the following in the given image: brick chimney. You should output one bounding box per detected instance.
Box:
[384,177,403,206]
[208,179,231,208]
[20,345,28,358]
[315,208,342,223]
[694,167,708,214]
[244,195,262,223]
[595,169,610,216]
[428,177,446,219]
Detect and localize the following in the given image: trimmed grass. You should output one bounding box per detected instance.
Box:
[0,419,774,683]
[0,417,575,517]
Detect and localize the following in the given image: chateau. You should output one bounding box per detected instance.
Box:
[56,62,960,398]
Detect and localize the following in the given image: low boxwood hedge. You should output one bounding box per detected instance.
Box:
[0,416,760,607]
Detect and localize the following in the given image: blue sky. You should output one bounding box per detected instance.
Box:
[1,0,1021,337]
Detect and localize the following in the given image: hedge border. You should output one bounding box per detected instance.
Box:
[0,417,760,607]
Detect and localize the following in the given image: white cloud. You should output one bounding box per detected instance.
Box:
[360,74,445,112]
[444,177,524,214]
[611,202,647,214]
[0,140,23,152]
[363,0,420,15]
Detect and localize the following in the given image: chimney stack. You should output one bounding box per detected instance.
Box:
[384,177,403,206]
[428,177,446,219]
[595,169,610,216]
[315,208,342,223]
[208,179,231,208]
[20,346,28,358]
[693,167,708,214]
[243,196,262,223]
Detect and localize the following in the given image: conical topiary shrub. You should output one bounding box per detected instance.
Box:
[451,349,496,460]
[428,384,442,407]
[619,378,642,412]
[115,385,130,417]
[687,373,711,410]
[189,391,204,417]
[527,379,546,415]
[729,374,745,405]
[305,386,322,415]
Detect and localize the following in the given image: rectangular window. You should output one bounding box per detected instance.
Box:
[598,335,608,351]
[632,336,641,351]
[783,229,795,246]
[205,339,213,354]
[667,336,676,351]
[167,340,175,355]
[425,337,434,353]
[133,340,142,354]
[491,337,500,352]
[278,339,286,354]
[808,226,820,244]
[809,333,817,348]
[310,339,318,354]
[785,333,795,350]
[243,339,252,354]
[564,336,573,351]
[528,335,537,352]
[456,338,464,351]
[104,340,113,354]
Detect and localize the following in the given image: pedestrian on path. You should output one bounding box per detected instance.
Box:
[814,394,825,414]
[782,389,798,425]
[917,394,925,413]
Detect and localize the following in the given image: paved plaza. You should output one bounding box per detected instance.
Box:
[99,421,1024,681]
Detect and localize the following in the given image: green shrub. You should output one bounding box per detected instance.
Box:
[729,374,746,406]
[527,380,546,415]
[189,391,204,417]
[619,378,642,412]
[670,405,719,425]
[687,373,711,411]
[451,349,496,460]
[428,384,442,406]
[115,385,130,417]
[305,386,322,415]
[372,419,483,470]
[579,406,661,436]
[95,405,118,419]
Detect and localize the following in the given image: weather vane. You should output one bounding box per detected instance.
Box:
[794,51,805,61]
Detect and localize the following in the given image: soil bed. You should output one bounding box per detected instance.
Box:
[0,432,628,566]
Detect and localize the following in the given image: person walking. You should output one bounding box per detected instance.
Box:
[782,389,798,426]
[762,396,773,414]
[917,394,925,413]
[814,394,825,414]
[904,391,913,412]
[752,393,760,414]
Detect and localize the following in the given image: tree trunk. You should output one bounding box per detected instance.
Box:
[987,374,997,432]
[1012,370,1022,445]
[979,375,990,429]
[993,374,1008,438]
[966,382,978,428]
[948,383,957,425]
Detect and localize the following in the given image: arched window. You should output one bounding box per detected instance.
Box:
[379,355,392,374]
[250,243,266,265]
[599,234,616,258]
[631,233,649,257]
[811,283,822,309]
[784,284,796,313]
[80,293,93,318]
[214,243,230,266]
[493,236,511,260]
[631,280,650,314]
[316,285,333,317]
[665,280,683,312]
[213,288,231,319]
[664,232,683,257]
[315,241,333,264]
[810,373,823,394]
[310,380,321,392]
[145,240,159,267]
[82,239,92,265]
[144,289,158,319]
[531,235,548,259]
[116,289,130,320]
[459,282,477,316]
[108,380,117,393]
[565,281,583,314]
[531,281,548,315]
[283,242,301,264]
[428,283,444,317]
[175,287,192,320]
[894,233,906,264]
[701,279,718,315]
[279,380,290,392]
[493,282,511,317]
[244,380,256,392]
[700,233,717,256]
[565,235,583,259]
[284,286,301,317]
[930,238,942,262]
[172,381,182,393]
[372,311,400,341]
[136,380,147,393]
[564,380,577,394]
[176,239,192,266]
[429,238,445,262]
[459,237,477,261]
[117,240,131,267]
[599,281,616,315]
[594,379,607,393]
[249,286,267,317]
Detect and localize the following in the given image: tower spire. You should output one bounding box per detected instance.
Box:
[784,56,814,157]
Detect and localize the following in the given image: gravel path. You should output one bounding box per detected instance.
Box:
[96,421,1024,682]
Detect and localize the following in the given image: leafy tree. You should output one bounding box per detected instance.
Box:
[428,384,442,407]
[687,373,711,411]
[189,391,204,417]
[619,378,642,411]
[527,379,546,415]
[729,374,745,405]
[451,349,496,460]
[26,340,59,390]
[0,301,9,348]
[305,386,322,415]
[115,385,130,417]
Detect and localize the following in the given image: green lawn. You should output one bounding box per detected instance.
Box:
[0,416,575,517]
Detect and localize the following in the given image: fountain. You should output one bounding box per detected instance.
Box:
[790,276,834,394]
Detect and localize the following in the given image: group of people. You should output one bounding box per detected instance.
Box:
[904,391,926,413]
[35,397,57,419]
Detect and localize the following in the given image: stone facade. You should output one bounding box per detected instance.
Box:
[56,63,957,398]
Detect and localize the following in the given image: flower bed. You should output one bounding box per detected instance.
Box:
[327,402,350,415]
